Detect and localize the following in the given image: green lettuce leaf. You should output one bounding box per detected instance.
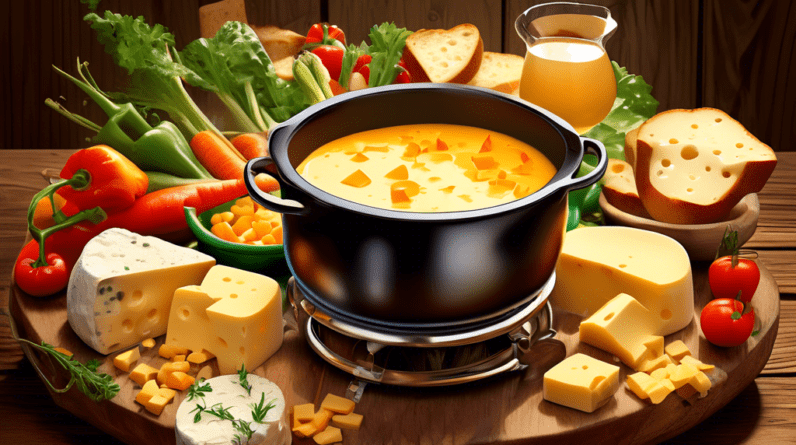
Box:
[365,23,412,87]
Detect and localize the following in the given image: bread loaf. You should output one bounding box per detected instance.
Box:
[602,159,651,218]
[467,52,523,94]
[632,108,777,224]
[402,24,483,84]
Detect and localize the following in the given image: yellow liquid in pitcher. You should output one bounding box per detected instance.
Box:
[519,37,616,134]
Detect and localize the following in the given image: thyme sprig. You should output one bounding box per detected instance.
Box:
[232,419,254,445]
[186,378,212,401]
[17,340,119,402]
[250,392,277,423]
[191,400,235,423]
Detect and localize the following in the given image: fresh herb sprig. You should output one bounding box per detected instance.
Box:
[237,364,252,395]
[191,400,235,423]
[186,378,212,401]
[250,392,277,423]
[17,340,119,402]
[232,419,254,445]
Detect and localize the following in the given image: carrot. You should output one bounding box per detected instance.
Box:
[231,132,269,160]
[190,130,247,180]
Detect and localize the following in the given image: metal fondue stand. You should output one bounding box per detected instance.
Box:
[286,275,566,401]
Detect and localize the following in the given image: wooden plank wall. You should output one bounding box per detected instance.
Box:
[1,0,793,151]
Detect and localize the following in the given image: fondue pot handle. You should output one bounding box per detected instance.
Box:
[245,157,308,215]
[562,137,608,191]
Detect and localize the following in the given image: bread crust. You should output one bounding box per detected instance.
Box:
[633,108,777,224]
[402,24,483,84]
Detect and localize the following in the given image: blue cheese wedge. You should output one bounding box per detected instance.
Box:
[175,374,290,445]
[67,228,215,355]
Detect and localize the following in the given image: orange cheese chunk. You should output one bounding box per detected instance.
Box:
[341,169,371,188]
[293,403,316,423]
[141,338,156,349]
[186,350,214,364]
[385,164,409,180]
[403,142,421,157]
[435,138,449,151]
[113,346,140,372]
[332,412,364,430]
[313,426,343,445]
[157,361,190,386]
[129,363,159,386]
[351,153,369,163]
[165,371,195,391]
[320,393,356,415]
[679,355,715,371]
[144,394,170,415]
[135,379,161,406]
[472,155,500,170]
[479,135,492,153]
[158,344,189,359]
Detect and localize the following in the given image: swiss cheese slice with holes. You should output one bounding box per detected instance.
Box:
[602,159,651,218]
[67,228,215,355]
[632,108,777,224]
[166,265,283,374]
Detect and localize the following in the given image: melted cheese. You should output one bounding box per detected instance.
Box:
[296,124,556,212]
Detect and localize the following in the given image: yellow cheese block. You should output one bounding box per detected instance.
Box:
[579,293,664,370]
[626,372,672,404]
[165,265,283,374]
[689,371,712,395]
[637,353,673,373]
[543,353,620,413]
[129,363,158,386]
[679,355,715,371]
[113,346,140,372]
[320,393,356,415]
[332,412,364,430]
[669,363,699,389]
[313,426,343,445]
[552,227,693,336]
[664,340,691,362]
[293,403,316,423]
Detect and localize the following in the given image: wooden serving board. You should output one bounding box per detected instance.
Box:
[9,261,779,445]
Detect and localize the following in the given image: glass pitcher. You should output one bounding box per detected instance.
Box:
[515,2,618,134]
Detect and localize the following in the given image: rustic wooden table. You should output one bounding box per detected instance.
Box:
[0,150,794,444]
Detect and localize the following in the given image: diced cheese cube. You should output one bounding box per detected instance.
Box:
[158,344,189,359]
[165,265,283,374]
[650,367,669,381]
[679,355,715,371]
[664,340,691,362]
[332,412,364,430]
[157,361,190,386]
[658,379,676,392]
[543,353,620,413]
[292,422,317,438]
[637,353,673,373]
[645,381,673,404]
[341,169,371,188]
[157,387,177,403]
[144,394,170,415]
[113,346,140,372]
[690,371,712,396]
[186,350,214,364]
[626,372,657,400]
[172,354,186,362]
[141,338,156,349]
[129,363,159,386]
[579,293,664,369]
[294,403,316,423]
[551,227,693,336]
[385,165,409,180]
[313,426,343,445]
[669,363,699,389]
[165,371,195,391]
[67,228,215,355]
[310,409,334,432]
[320,393,356,415]
[135,379,161,405]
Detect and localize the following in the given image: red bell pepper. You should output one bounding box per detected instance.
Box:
[58,145,149,212]
[311,46,345,83]
[305,23,346,48]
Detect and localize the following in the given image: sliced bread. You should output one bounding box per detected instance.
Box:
[252,25,305,81]
[602,159,651,219]
[467,52,524,94]
[632,108,777,224]
[402,24,483,84]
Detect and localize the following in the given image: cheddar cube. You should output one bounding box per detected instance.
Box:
[172,354,186,362]
[645,381,673,404]
[320,394,356,415]
[350,153,369,163]
[158,344,188,360]
[669,363,699,389]
[141,338,156,349]
[543,353,620,413]
[187,350,214,364]
[113,347,140,372]
[293,403,316,423]
[144,394,169,415]
[165,371,195,391]
[679,355,715,371]
[310,408,334,432]
[664,340,691,362]
[292,421,317,438]
[157,361,190,386]
[385,164,409,180]
[658,378,676,392]
[689,371,712,395]
[626,372,657,400]
[332,412,363,430]
[157,387,177,403]
[313,426,343,445]
[637,354,673,373]
[135,379,160,405]
[129,363,159,386]
[650,367,669,381]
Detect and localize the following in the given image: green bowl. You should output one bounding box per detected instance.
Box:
[184,198,288,274]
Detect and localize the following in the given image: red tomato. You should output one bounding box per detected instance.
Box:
[305,23,346,46]
[700,298,755,347]
[353,54,372,83]
[709,255,760,303]
[395,59,411,83]
[311,46,344,81]
[14,250,70,297]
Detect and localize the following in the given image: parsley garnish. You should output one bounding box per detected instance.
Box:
[250,392,277,423]
[186,378,212,401]
[237,364,252,395]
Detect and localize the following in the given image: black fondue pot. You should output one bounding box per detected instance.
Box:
[244,83,605,331]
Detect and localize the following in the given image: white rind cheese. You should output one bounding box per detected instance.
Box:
[175,374,291,445]
[67,228,215,355]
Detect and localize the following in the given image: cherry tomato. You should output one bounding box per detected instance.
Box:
[14,243,70,297]
[709,255,760,303]
[311,46,344,81]
[352,54,372,83]
[700,298,755,347]
[305,23,346,47]
[395,59,411,83]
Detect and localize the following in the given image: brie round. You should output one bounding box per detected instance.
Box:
[175,374,291,445]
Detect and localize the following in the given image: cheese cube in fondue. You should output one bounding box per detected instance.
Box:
[296,124,556,212]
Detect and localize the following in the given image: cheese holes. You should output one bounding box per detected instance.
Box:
[590,375,605,390]
[122,319,134,333]
[236,280,244,285]
[603,312,615,321]
[705,166,711,172]
[691,124,699,129]
[722,170,732,178]
[687,188,694,193]
[223,277,232,282]
[218,337,228,348]
[715,118,722,123]
[147,308,158,321]
[712,150,721,155]
[661,159,671,167]
[179,307,191,320]
[582,365,588,370]
[611,163,625,173]
[669,138,679,144]
[618,264,627,268]
[736,143,744,148]
[230,293,238,299]
[660,309,673,320]
[130,290,144,306]
[681,145,699,160]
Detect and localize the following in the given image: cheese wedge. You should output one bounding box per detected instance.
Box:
[551,226,693,336]
[543,353,620,413]
[601,159,652,218]
[632,108,777,224]
[67,228,215,355]
[165,265,283,374]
